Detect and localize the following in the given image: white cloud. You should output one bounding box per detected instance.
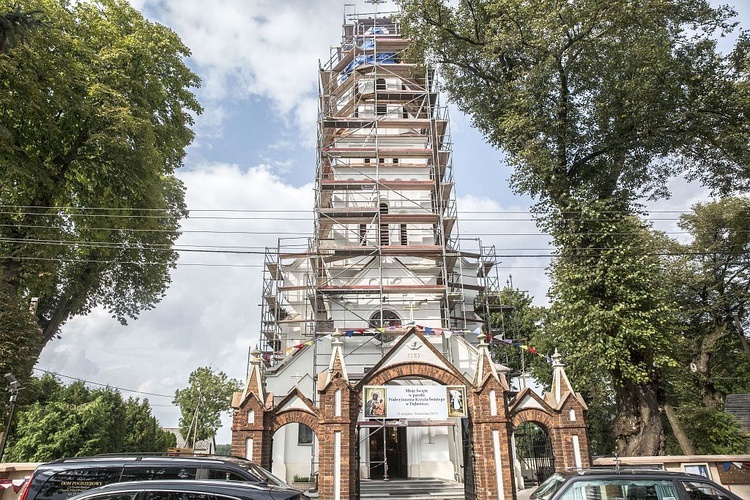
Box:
[137,0,400,142]
[39,164,313,440]
[457,195,552,304]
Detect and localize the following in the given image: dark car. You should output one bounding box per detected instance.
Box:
[19,455,308,500]
[65,479,306,500]
[530,468,742,499]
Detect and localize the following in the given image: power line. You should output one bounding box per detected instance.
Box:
[33,368,175,399]
[3,246,745,270]
[0,206,704,221]
[0,222,715,239]
[0,204,699,213]
[0,255,263,267]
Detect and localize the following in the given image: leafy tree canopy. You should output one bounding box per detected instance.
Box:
[668,197,750,407]
[4,374,175,461]
[0,0,202,367]
[481,285,546,385]
[173,367,241,445]
[0,4,43,53]
[400,0,750,208]
[0,284,41,417]
[540,201,680,454]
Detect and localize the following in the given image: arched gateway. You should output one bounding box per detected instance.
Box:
[231,329,591,499]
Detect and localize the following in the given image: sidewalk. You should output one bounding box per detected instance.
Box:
[516,487,535,500]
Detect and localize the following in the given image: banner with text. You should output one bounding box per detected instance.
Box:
[363,385,467,419]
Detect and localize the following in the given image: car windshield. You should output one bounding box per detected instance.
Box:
[559,479,678,499]
[232,461,290,488]
[531,473,568,499]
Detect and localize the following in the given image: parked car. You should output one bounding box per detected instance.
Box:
[66,479,307,500]
[530,468,742,499]
[19,455,308,500]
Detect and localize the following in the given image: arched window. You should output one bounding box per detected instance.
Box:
[298,424,313,445]
[369,309,401,328]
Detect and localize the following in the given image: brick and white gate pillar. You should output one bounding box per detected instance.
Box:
[317,331,357,500]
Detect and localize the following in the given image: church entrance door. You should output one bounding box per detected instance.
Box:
[368,426,408,479]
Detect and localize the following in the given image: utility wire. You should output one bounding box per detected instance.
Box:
[0,222,720,238]
[33,368,175,399]
[0,204,698,213]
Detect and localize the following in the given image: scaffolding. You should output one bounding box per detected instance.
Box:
[256,12,500,367]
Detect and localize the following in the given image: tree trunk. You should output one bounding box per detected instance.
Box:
[663,402,695,455]
[732,314,750,365]
[612,379,663,456]
[693,323,729,409]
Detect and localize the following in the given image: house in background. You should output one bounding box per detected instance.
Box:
[725,394,750,438]
[163,427,215,456]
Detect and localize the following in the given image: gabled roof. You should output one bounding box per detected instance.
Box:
[473,332,508,391]
[318,330,350,391]
[508,386,554,415]
[543,350,588,411]
[354,327,469,390]
[274,386,318,415]
[235,348,265,407]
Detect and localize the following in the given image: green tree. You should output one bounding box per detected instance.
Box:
[0,5,42,53]
[663,403,749,455]
[400,0,750,455]
[123,398,176,452]
[5,375,174,461]
[0,0,201,366]
[541,202,679,455]
[400,0,750,204]
[173,367,242,446]
[654,198,750,454]
[0,288,40,417]
[214,443,232,457]
[675,197,750,405]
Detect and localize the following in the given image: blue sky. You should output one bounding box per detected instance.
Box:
[35,0,749,443]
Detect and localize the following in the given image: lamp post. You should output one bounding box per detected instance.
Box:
[0,373,21,462]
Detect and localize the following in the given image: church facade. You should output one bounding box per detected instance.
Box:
[231,9,590,500]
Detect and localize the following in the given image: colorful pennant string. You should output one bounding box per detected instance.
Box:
[270,325,549,363]
[493,336,546,360]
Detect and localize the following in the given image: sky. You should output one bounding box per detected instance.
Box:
[34,0,749,444]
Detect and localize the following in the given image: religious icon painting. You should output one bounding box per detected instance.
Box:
[446,385,467,418]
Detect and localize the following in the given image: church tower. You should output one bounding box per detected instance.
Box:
[231,8,591,498]
[258,9,499,369]
[232,6,534,495]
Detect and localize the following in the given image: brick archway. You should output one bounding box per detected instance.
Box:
[511,410,558,487]
[268,409,319,435]
[354,339,516,500]
[233,332,589,499]
[262,409,320,487]
[361,361,468,387]
[508,390,591,473]
[231,385,321,472]
[512,408,555,431]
